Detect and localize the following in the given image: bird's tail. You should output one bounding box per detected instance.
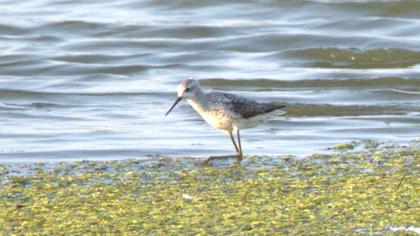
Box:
[269,102,286,110]
[264,102,286,115]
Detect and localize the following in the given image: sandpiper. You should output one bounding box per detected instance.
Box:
[165,79,285,164]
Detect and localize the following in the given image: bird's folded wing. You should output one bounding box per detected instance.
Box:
[212,92,285,119]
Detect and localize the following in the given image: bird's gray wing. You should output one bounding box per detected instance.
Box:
[211,92,285,119]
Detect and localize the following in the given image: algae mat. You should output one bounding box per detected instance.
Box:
[0,140,419,235]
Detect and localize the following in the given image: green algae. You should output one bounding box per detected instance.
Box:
[0,141,419,235]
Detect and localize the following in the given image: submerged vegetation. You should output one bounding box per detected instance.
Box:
[0,140,418,235]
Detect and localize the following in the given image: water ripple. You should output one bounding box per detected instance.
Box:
[0,0,419,161]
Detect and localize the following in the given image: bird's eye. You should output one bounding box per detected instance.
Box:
[185,88,190,92]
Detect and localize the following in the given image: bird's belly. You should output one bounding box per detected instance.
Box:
[199,111,233,131]
[235,110,286,129]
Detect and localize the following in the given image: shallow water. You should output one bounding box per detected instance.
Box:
[0,0,419,162]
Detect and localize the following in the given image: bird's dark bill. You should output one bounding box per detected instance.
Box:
[165,97,182,116]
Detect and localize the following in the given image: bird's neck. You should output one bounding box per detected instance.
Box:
[187,90,208,113]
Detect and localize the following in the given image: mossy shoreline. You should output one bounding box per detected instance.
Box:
[0,140,419,235]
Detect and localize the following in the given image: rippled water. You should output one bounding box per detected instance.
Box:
[0,0,419,162]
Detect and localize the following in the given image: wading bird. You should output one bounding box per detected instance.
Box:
[166,79,285,164]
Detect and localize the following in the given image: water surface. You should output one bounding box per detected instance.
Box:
[0,0,419,162]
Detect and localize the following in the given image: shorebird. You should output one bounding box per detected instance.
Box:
[165,79,285,164]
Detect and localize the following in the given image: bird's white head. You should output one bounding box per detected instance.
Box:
[165,79,202,116]
[177,79,201,99]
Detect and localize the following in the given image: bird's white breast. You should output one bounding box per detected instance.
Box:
[202,110,233,130]
[187,99,233,131]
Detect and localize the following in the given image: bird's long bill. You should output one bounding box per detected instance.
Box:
[165,97,182,116]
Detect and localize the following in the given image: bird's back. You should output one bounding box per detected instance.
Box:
[206,91,285,119]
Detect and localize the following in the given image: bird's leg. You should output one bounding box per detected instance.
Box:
[236,129,243,160]
[229,131,240,154]
[202,131,242,165]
